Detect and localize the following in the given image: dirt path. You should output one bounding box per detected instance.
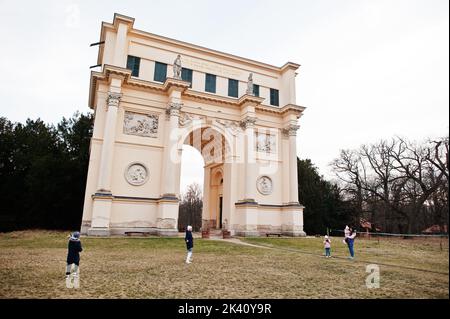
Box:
[208,237,273,249]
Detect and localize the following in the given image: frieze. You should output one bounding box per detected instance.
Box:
[256,132,276,153]
[123,111,159,137]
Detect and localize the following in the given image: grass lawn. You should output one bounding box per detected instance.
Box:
[0,230,448,299]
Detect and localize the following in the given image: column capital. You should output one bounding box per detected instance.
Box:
[282,124,300,137]
[166,102,183,117]
[240,116,257,130]
[106,92,122,108]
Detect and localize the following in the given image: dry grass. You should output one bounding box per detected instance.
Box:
[0,230,448,299]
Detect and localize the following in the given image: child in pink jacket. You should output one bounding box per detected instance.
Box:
[324,235,331,258]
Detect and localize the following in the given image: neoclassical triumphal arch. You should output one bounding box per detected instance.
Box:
[81,14,306,236]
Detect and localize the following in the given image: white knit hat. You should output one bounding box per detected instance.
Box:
[324,235,329,239]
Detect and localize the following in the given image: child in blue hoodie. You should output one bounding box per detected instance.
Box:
[66,231,83,284]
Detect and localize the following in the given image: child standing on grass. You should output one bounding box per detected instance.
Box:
[347,227,357,259]
[324,235,331,258]
[185,225,193,264]
[66,231,82,287]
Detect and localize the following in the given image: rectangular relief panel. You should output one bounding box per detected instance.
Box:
[123,111,159,138]
[255,131,277,153]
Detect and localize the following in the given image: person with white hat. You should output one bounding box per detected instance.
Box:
[324,235,332,258]
[185,225,194,264]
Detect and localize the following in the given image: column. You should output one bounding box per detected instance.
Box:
[241,116,257,202]
[161,102,182,197]
[201,166,211,229]
[156,101,182,236]
[97,92,122,193]
[280,122,305,237]
[286,123,300,203]
[236,116,258,236]
[89,91,122,235]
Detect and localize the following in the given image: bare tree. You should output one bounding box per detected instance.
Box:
[389,138,445,232]
[178,183,203,232]
[426,137,449,232]
[331,149,365,225]
[331,136,449,234]
[359,140,408,231]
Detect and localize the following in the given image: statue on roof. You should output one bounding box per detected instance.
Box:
[246,73,254,96]
[173,54,182,80]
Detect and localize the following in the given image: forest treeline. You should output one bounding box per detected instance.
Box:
[0,114,447,234]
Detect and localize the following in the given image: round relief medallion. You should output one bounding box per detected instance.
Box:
[125,163,148,186]
[257,176,273,195]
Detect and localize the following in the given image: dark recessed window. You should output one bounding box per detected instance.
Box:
[154,62,167,82]
[270,88,279,106]
[228,79,239,98]
[253,84,260,97]
[181,68,193,87]
[126,55,140,77]
[205,73,216,93]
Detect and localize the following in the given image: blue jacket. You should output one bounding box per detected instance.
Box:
[67,238,83,265]
[185,230,193,250]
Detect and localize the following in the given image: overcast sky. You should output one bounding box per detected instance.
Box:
[1,0,448,193]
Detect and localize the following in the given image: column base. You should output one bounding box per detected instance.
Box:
[282,230,307,237]
[235,230,260,237]
[236,199,258,206]
[80,221,91,235]
[161,193,179,200]
[87,227,111,236]
[284,201,302,206]
[155,229,179,237]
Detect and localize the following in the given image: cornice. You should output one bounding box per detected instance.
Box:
[162,77,191,93]
[101,14,135,33]
[237,94,265,107]
[97,13,300,75]
[96,14,135,66]
[280,62,301,72]
[89,68,307,119]
[279,104,306,118]
[88,65,132,108]
[183,90,239,106]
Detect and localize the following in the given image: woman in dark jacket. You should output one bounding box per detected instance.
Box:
[66,231,83,278]
[185,225,193,264]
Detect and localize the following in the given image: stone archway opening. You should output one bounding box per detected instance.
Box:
[178,144,204,232]
[181,125,232,232]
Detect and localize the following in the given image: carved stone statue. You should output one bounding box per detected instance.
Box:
[173,54,182,79]
[246,73,254,95]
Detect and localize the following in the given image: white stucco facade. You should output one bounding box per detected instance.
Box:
[81,13,306,237]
